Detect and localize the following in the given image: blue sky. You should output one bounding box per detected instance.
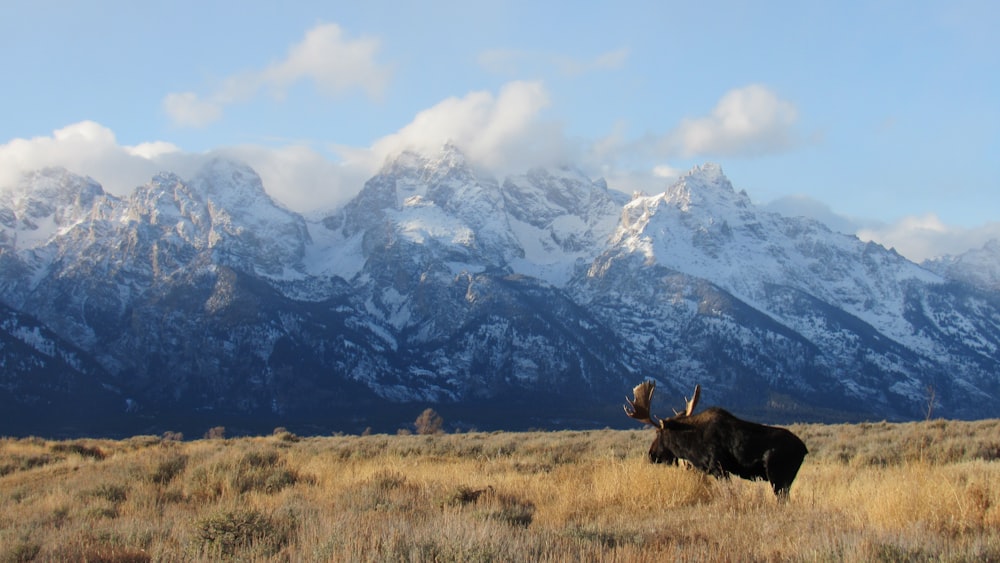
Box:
[1,0,998,261]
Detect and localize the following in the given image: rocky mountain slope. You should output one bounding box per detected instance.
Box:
[2,147,998,436]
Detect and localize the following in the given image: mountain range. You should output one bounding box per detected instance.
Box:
[2,146,998,437]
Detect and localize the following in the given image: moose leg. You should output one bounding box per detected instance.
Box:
[705,458,730,480]
[763,449,802,501]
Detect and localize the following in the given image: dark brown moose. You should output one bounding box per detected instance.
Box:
[624,381,808,500]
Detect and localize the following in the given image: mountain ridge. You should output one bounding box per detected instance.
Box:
[1,148,998,436]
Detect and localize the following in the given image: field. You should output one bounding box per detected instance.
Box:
[2,419,999,562]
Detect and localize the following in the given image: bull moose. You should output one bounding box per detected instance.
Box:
[624,380,807,499]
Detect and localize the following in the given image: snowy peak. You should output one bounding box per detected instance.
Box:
[424,142,471,180]
[924,238,1000,291]
[339,145,521,269]
[187,159,311,277]
[341,145,631,284]
[131,172,206,225]
[363,147,472,209]
[664,163,748,213]
[0,168,111,250]
[191,158,284,218]
[613,164,752,250]
[8,167,106,205]
[614,164,743,244]
[603,164,944,349]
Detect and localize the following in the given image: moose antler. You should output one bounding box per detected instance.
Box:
[684,384,701,416]
[624,380,660,427]
[671,384,703,416]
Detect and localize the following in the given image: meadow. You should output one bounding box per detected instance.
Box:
[1,418,999,562]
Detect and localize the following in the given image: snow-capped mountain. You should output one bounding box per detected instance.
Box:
[1,148,998,435]
[923,239,1000,292]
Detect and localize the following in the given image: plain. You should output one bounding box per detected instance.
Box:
[1,419,999,562]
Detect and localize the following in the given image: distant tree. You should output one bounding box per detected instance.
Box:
[204,426,226,440]
[162,431,184,442]
[414,408,444,435]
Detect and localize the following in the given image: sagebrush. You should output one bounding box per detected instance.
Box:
[1,419,999,561]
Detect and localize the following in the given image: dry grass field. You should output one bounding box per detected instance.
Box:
[2,419,999,562]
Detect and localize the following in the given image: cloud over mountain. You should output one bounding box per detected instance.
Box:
[2,76,995,263]
[665,84,801,158]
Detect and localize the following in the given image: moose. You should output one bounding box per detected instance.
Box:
[624,380,808,499]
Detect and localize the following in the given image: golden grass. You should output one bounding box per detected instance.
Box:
[1,420,999,562]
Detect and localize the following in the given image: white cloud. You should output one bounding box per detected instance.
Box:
[218,144,366,214]
[762,197,1000,263]
[2,82,567,215]
[1,82,567,214]
[363,80,570,175]
[763,195,864,235]
[858,214,1000,263]
[0,121,364,214]
[665,84,800,158]
[163,23,390,128]
[126,140,181,160]
[260,23,388,100]
[0,122,182,197]
[652,164,682,180]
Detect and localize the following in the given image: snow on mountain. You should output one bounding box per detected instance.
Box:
[188,159,312,279]
[609,164,943,348]
[0,168,108,251]
[1,147,998,435]
[325,146,525,281]
[923,239,1000,292]
[503,166,625,285]
[0,301,125,436]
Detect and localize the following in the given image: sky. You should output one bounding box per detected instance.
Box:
[1,0,998,262]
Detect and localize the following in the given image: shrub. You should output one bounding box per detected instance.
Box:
[272,427,300,442]
[414,408,444,435]
[204,426,226,440]
[476,490,535,527]
[86,505,120,519]
[232,450,299,494]
[150,453,188,485]
[50,442,105,460]
[0,454,57,477]
[196,508,295,558]
[2,541,41,563]
[444,485,495,507]
[84,483,128,504]
[338,470,422,514]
